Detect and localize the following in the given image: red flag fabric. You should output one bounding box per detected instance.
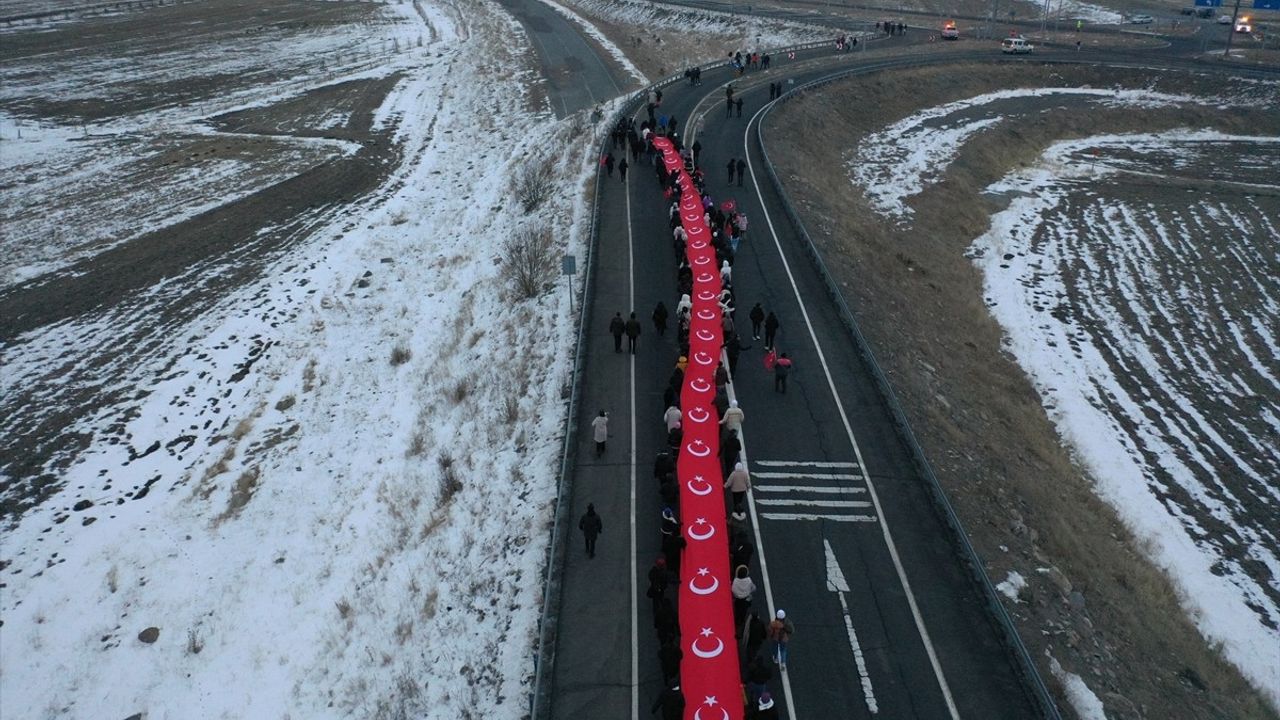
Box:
[652,137,744,720]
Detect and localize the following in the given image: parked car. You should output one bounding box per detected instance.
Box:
[1196,7,1215,17]
[1001,37,1034,53]
[1217,14,1234,23]
[1128,13,1154,23]
[1180,6,1196,14]
[942,20,959,39]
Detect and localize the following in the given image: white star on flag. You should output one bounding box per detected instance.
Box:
[700,627,713,637]
[697,567,710,576]
[704,696,719,706]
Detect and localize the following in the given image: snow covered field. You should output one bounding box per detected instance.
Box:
[0,0,600,717]
[970,130,1280,705]
[848,85,1280,710]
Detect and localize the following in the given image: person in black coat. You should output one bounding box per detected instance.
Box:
[625,312,642,353]
[726,334,743,377]
[749,303,765,339]
[647,556,669,612]
[650,683,685,720]
[609,312,625,352]
[658,639,683,685]
[763,311,780,349]
[578,504,603,558]
[654,598,679,644]
[652,302,669,335]
[721,430,742,477]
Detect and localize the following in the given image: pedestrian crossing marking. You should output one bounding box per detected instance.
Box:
[760,513,879,523]
[751,459,879,525]
[755,485,866,494]
[755,498,872,508]
[755,460,858,468]
[753,472,861,480]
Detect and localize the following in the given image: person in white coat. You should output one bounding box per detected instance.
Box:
[720,400,744,435]
[724,461,750,512]
[592,410,609,457]
[663,404,682,432]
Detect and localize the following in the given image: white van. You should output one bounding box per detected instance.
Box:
[1001,37,1034,53]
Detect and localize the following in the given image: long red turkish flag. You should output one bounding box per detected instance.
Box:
[652,136,743,720]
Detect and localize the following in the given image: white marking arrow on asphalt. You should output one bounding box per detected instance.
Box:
[825,539,879,714]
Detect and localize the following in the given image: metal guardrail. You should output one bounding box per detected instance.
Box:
[528,37,847,720]
[752,56,1065,720]
[527,115,606,717]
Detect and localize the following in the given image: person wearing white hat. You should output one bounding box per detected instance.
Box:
[767,609,795,670]
[720,399,744,434]
[757,691,780,718]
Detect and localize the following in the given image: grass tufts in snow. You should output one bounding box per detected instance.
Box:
[502,223,557,300]
[437,452,462,505]
[186,628,204,655]
[217,466,260,522]
[389,344,412,366]
[515,157,556,213]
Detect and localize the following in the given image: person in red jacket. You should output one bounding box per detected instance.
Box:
[773,353,792,393]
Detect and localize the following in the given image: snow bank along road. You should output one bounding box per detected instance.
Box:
[551,45,1052,720]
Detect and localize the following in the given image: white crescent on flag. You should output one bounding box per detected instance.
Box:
[689,567,720,595]
[689,378,712,393]
[692,351,714,366]
[691,628,726,659]
[695,289,715,299]
[695,329,715,341]
[688,225,705,235]
[696,273,714,283]
[687,517,716,541]
[687,476,714,495]
[692,242,709,251]
[685,439,711,456]
[693,706,730,720]
[693,255,711,266]
[695,308,715,320]
[686,406,711,423]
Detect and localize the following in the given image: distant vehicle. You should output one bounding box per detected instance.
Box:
[1180,6,1196,14]
[1235,16,1252,32]
[1196,7,1215,17]
[1001,37,1034,53]
[1217,14,1234,23]
[1128,14,1154,23]
[942,20,959,39]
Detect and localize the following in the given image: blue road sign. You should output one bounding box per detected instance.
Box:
[1254,0,1280,9]
[1194,0,1222,7]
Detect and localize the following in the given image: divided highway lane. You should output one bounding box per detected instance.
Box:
[548,43,887,720]
[683,57,1039,719]
[493,0,635,117]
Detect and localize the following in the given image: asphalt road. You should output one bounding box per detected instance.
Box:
[548,32,1047,719]
[492,0,634,117]
[539,10,1280,720]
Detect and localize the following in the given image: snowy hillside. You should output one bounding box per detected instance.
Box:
[0,1,598,717]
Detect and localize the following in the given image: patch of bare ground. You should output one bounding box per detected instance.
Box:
[765,62,1280,720]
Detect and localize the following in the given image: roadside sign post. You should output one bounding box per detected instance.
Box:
[562,254,576,316]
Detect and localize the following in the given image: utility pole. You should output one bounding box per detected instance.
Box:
[1223,0,1243,56]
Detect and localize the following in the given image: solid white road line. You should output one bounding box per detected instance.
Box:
[761,513,879,523]
[825,539,879,714]
[753,471,861,480]
[743,106,962,720]
[755,485,867,494]
[625,166,639,720]
[754,498,872,508]
[755,460,859,468]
